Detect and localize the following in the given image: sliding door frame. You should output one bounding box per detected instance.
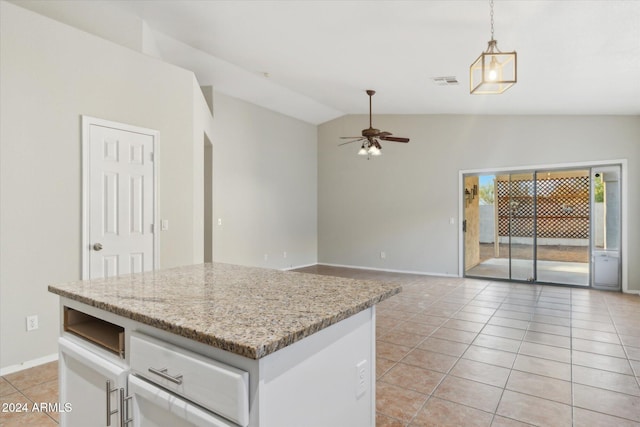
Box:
[458,159,629,292]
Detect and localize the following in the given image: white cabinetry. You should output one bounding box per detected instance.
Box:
[59,337,128,427]
[129,375,234,427]
[59,306,249,427]
[130,332,249,426]
[57,299,377,427]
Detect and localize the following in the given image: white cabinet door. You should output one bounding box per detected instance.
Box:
[128,375,235,427]
[59,338,128,427]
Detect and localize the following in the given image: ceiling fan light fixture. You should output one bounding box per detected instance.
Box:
[338,90,409,158]
[470,0,517,94]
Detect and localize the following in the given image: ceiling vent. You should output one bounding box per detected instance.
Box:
[431,76,459,86]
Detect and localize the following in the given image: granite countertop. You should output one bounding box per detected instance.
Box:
[48,263,401,359]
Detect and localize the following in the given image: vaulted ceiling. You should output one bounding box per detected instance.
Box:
[18,1,640,123]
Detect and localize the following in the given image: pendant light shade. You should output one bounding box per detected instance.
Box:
[470,1,517,94]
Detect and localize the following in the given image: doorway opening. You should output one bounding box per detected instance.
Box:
[462,164,622,288]
[204,134,213,263]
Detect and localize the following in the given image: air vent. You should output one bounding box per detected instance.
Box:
[431,76,459,86]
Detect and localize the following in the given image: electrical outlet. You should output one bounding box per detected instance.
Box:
[355,360,367,398]
[26,315,38,331]
[380,251,386,259]
[283,251,287,259]
[217,218,222,226]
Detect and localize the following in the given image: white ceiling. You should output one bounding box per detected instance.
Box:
[45,1,640,123]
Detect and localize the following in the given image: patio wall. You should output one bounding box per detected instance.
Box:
[480,203,604,246]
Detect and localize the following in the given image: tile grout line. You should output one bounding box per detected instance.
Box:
[569,287,575,427]
[0,381,60,425]
[488,281,535,424]
[570,290,640,424]
[403,278,492,426]
[403,279,478,425]
[601,292,640,391]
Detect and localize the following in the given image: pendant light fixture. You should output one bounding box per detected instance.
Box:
[470,0,517,94]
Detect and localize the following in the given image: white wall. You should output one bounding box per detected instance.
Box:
[211,93,318,270]
[8,0,145,52]
[0,1,316,372]
[0,1,209,370]
[318,114,640,290]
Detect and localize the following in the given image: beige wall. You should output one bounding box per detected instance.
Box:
[0,2,317,371]
[211,92,318,270]
[0,2,209,370]
[8,0,145,52]
[318,114,640,290]
[191,81,216,265]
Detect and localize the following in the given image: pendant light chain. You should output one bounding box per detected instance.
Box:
[490,0,495,41]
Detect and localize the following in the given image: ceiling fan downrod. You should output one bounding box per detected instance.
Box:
[366,90,375,129]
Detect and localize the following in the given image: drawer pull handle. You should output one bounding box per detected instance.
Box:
[120,388,133,425]
[148,367,183,384]
[105,380,118,426]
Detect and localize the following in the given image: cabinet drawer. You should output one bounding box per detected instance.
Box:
[129,375,236,427]
[130,332,249,427]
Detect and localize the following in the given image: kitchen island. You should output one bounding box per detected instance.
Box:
[49,263,401,427]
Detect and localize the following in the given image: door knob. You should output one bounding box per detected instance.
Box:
[93,243,103,251]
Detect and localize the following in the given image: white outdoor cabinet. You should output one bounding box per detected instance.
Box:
[58,337,128,427]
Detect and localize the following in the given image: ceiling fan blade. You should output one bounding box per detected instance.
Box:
[340,136,364,139]
[380,136,410,143]
[338,138,365,146]
[378,131,392,137]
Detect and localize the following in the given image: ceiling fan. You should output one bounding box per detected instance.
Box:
[340,90,409,157]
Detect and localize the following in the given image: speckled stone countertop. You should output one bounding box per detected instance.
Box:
[48,263,401,359]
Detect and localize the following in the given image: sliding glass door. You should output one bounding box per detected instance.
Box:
[503,173,535,282]
[464,168,591,286]
[535,170,590,285]
[591,166,622,290]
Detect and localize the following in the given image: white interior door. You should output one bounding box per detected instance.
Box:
[83,117,158,279]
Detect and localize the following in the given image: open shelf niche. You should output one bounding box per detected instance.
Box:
[64,307,125,358]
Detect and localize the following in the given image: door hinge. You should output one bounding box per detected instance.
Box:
[150,224,154,233]
[150,152,154,162]
[462,219,467,232]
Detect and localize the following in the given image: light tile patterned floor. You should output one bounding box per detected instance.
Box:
[0,361,59,426]
[2,265,640,426]
[296,265,640,427]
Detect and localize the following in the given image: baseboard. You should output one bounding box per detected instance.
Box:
[0,353,58,376]
[281,263,317,271]
[317,262,460,278]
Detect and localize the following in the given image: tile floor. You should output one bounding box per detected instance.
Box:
[2,265,640,426]
[296,265,640,426]
[0,360,59,426]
